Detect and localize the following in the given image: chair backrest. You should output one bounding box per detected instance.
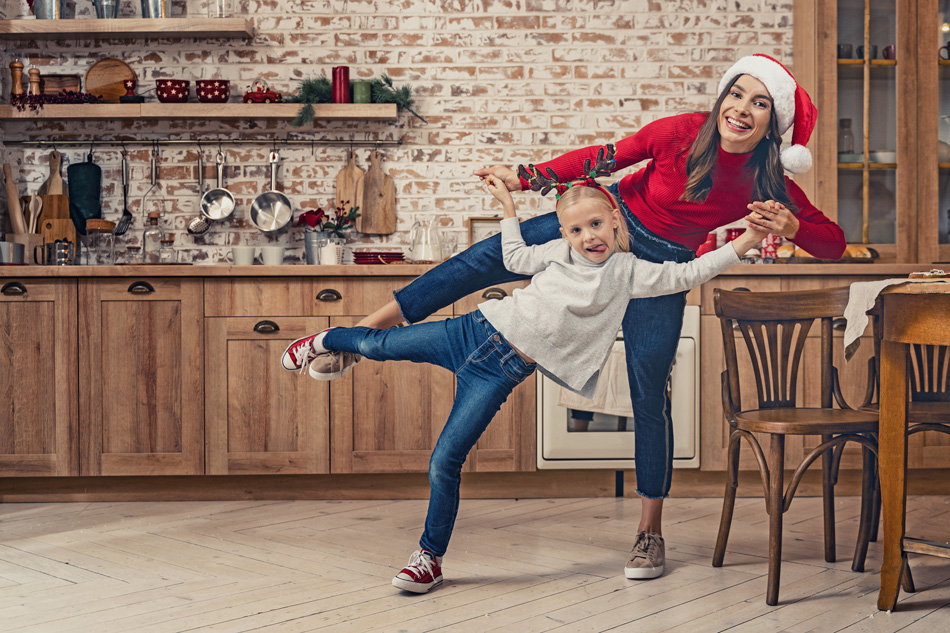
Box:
[714,286,852,412]
[866,305,950,404]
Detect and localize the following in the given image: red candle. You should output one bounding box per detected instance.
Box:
[332,66,350,104]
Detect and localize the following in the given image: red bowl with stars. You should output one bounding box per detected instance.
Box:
[196,79,231,104]
[155,79,190,103]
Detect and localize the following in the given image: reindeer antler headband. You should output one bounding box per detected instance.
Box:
[517,144,617,201]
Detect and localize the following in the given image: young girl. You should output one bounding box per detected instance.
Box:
[281,175,767,594]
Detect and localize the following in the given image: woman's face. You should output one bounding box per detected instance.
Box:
[717,75,774,154]
[558,198,621,263]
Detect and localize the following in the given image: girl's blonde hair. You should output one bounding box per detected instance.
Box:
[555,185,630,253]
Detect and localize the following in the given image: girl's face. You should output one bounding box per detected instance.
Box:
[717,75,774,154]
[558,199,621,263]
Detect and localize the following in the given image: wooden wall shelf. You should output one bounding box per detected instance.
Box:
[0,103,398,121]
[0,18,254,40]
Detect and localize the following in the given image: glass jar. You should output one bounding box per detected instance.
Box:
[838,118,855,155]
[158,237,177,264]
[142,211,164,263]
[124,245,141,265]
[80,219,116,265]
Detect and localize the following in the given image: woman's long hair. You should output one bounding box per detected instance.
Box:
[679,74,798,212]
[556,185,630,253]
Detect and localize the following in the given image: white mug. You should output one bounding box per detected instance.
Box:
[228,245,256,266]
[259,245,285,266]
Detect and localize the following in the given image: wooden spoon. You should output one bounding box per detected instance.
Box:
[28,194,43,233]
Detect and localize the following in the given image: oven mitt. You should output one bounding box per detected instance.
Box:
[66,153,103,235]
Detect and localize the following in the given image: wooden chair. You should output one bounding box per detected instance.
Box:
[712,287,879,606]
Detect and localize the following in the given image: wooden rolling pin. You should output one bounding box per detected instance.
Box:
[3,163,27,234]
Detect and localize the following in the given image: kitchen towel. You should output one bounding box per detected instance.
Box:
[843,277,950,361]
[66,153,103,235]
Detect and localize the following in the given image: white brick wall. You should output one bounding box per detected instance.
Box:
[1,0,794,262]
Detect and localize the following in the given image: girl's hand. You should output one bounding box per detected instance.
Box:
[473,165,520,191]
[746,200,800,239]
[483,175,517,217]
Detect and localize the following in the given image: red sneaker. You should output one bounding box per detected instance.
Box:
[392,549,443,594]
[280,329,330,373]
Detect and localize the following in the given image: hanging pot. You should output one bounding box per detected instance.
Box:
[249,151,293,233]
[199,150,235,222]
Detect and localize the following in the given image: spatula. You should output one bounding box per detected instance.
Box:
[113,150,133,236]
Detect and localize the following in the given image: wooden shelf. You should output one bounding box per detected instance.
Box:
[0,17,253,40]
[0,103,398,121]
[838,162,897,170]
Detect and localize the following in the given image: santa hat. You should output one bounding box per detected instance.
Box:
[716,54,818,174]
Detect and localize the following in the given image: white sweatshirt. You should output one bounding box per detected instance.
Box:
[478,217,739,397]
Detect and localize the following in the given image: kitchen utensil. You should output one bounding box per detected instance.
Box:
[408,216,443,263]
[67,151,104,235]
[249,151,293,233]
[0,241,25,265]
[156,79,190,103]
[227,246,256,265]
[196,79,230,103]
[2,163,27,235]
[32,0,70,19]
[141,142,160,219]
[34,240,75,266]
[200,150,235,222]
[358,150,396,234]
[81,219,116,265]
[187,150,211,236]
[94,0,120,18]
[41,219,77,246]
[113,150,134,236]
[336,150,364,213]
[141,0,172,18]
[38,193,69,227]
[40,74,81,95]
[85,58,136,104]
[28,195,42,234]
[37,150,64,196]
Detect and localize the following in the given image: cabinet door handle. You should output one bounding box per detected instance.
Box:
[1,281,27,296]
[128,281,155,294]
[733,287,751,293]
[253,320,280,334]
[832,317,847,331]
[316,288,342,302]
[482,287,508,300]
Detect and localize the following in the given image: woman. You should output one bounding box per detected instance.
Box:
[352,54,846,580]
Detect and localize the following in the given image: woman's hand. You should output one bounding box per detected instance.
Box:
[484,175,517,218]
[746,200,800,239]
[473,165,520,192]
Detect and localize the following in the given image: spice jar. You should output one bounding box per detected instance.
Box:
[158,236,177,264]
[142,211,164,263]
[80,219,116,265]
[124,245,141,264]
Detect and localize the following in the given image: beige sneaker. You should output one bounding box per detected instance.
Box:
[624,531,665,579]
[308,351,361,381]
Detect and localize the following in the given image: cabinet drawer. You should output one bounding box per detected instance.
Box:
[205,276,451,317]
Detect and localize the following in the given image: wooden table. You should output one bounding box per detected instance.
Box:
[877,282,950,610]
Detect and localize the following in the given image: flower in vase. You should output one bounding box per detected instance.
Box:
[297,208,328,232]
[321,200,361,239]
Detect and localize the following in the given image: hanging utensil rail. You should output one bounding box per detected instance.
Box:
[3,138,403,148]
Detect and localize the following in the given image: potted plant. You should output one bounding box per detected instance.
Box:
[297,201,360,264]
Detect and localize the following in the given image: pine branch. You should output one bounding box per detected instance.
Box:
[371,74,427,124]
[287,77,333,127]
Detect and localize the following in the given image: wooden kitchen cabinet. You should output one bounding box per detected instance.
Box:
[78,278,203,476]
[0,279,77,477]
[205,316,330,475]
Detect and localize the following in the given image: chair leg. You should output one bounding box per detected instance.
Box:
[821,434,836,563]
[870,475,881,543]
[766,433,786,606]
[901,556,916,593]
[852,445,875,572]
[712,430,742,568]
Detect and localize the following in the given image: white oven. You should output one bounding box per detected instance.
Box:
[536,305,700,469]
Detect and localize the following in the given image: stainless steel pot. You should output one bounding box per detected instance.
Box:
[0,241,24,265]
[199,150,236,222]
[249,151,293,233]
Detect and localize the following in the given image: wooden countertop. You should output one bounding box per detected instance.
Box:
[0,262,933,278]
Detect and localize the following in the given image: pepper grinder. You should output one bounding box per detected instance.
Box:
[9,60,24,96]
[28,66,41,96]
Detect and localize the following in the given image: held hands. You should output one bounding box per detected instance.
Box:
[483,174,517,218]
[746,200,800,239]
[473,165,520,192]
[728,217,770,259]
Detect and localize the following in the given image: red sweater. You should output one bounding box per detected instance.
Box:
[522,113,846,259]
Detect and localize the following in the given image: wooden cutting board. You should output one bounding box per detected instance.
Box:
[84,57,136,104]
[37,193,70,225]
[37,150,64,196]
[40,218,77,247]
[357,150,395,235]
[336,152,364,213]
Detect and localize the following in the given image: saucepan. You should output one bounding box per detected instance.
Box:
[249,151,293,233]
[199,150,236,223]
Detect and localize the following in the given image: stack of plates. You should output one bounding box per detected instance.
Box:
[353,250,405,265]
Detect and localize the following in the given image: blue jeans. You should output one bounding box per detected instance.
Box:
[323,310,536,556]
[394,183,695,499]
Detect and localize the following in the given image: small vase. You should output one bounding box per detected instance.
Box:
[304,231,330,264]
[320,238,345,266]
